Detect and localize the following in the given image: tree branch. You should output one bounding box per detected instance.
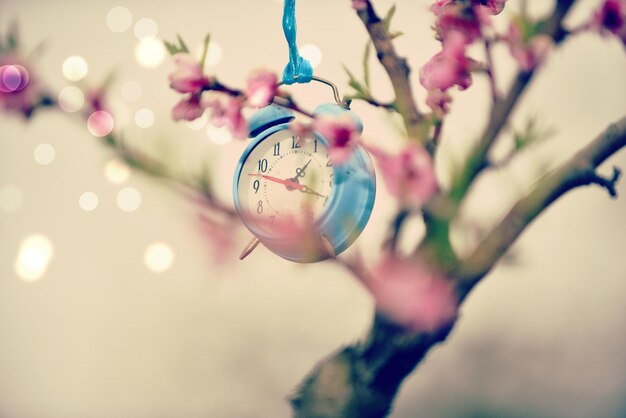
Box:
[290,313,454,418]
[450,0,577,202]
[457,114,626,295]
[291,115,626,418]
[354,0,423,141]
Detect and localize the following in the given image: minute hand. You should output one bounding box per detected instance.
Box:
[299,184,326,199]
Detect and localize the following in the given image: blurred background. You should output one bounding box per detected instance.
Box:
[1,0,625,417]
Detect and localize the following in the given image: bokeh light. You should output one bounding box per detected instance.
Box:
[87,111,114,137]
[62,55,88,81]
[14,234,54,282]
[144,242,174,273]
[105,158,131,184]
[0,185,23,213]
[121,80,142,101]
[0,65,29,93]
[300,44,322,69]
[79,192,99,211]
[106,6,133,33]
[58,86,85,112]
[134,18,158,40]
[134,108,155,128]
[33,143,56,165]
[117,187,141,212]
[207,125,232,144]
[135,39,165,68]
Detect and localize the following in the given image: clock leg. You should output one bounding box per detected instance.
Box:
[320,234,336,258]
[239,236,261,260]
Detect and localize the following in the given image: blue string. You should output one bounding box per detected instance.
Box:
[282,0,313,85]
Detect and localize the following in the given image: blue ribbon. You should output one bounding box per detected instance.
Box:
[282,0,313,85]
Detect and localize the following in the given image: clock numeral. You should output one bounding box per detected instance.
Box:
[269,215,276,225]
[326,159,332,167]
[273,143,280,156]
[256,200,263,215]
[258,159,268,172]
[329,173,334,188]
[314,139,318,153]
[253,179,260,193]
[291,136,301,149]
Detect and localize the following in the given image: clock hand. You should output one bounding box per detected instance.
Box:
[248,173,327,198]
[300,184,327,199]
[248,173,303,191]
[293,159,312,179]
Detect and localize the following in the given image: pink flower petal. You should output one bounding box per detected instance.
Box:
[366,255,458,333]
[368,143,438,208]
[246,69,277,108]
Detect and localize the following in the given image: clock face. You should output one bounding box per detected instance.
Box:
[236,129,334,234]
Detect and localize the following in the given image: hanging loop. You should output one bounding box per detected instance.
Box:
[278,76,351,108]
[282,0,313,85]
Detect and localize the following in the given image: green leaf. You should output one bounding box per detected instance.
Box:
[199,34,211,70]
[363,41,371,89]
[176,33,190,53]
[164,33,191,55]
[383,4,396,32]
[343,64,365,95]
[163,40,178,55]
[514,117,555,150]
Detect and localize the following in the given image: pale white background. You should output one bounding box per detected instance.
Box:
[1,1,625,417]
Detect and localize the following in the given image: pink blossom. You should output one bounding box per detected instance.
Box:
[367,143,438,208]
[352,0,368,10]
[420,31,473,92]
[0,58,43,118]
[312,114,360,165]
[431,1,490,42]
[589,0,626,48]
[425,88,452,118]
[366,255,458,333]
[168,53,212,95]
[504,21,552,71]
[432,0,506,17]
[84,87,107,112]
[207,97,248,139]
[172,95,204,121]
[245,69,277,108]
[477,0,507,15]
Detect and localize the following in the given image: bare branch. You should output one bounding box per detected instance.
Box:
[354,0,423,141]
[457,114,626,294]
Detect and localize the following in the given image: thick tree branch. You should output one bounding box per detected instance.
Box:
[354,0,423,141]
[291,313,454,418]
[457,115,626,295]
[291,115,626,418]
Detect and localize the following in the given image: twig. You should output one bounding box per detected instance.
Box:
[450,0,577,201]
[349,94,396,111]
[484,38,500,106]
[457,114,626,295]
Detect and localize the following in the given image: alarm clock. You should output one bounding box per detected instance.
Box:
[232,81,376,263]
